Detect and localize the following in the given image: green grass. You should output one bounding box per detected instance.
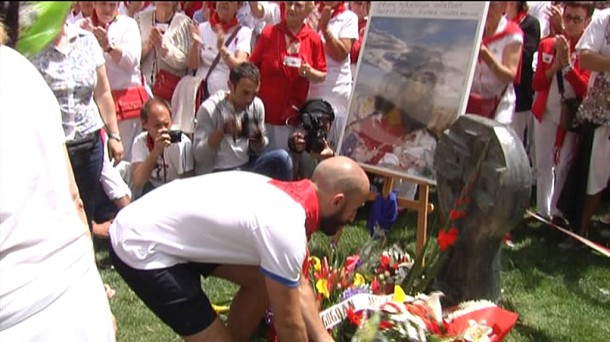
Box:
[98,191,610,342]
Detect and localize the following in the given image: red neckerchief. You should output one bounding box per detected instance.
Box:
[318,2,347,18]
[91,10,117,30]
[268,179,320,241]
[146,134,154,152]
[278,20,310,43]
[209,12,239,32]
[510,11,527,25]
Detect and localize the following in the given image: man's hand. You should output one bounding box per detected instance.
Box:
[554,35,571,68]
[215,25,226,51]
[290,131,307,153]
[153,129,171,155]
[93,26,110,50]
[318,6,332,32]
[107,138,124,166]
[248,125,264,144]
[150,27,164,49]
[189,22,203,45]
[224,115,243,138]
[546,4,564,34]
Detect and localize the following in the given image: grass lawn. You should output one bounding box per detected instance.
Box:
[98,190,610,342]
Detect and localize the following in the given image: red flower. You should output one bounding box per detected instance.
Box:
[371,277,380,293]
[438,227,459,251]
[379,320,395,330]
[449,210,466,220]
[380,254,390,268]
[345,255,360,272]
[346,308,364,326]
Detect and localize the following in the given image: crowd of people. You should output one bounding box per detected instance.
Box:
[0,1,609,341]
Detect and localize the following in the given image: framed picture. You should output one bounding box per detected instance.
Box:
[338,2,488,186]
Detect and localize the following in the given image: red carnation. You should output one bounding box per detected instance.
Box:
[449,210,466,220]
[438,227,459,251]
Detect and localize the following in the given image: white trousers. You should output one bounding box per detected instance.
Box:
[117,118,142,162]
[534,116,576,218]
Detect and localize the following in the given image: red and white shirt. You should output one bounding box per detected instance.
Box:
[109,171,319,288]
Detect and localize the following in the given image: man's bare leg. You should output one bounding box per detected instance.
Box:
[212,265,268,342]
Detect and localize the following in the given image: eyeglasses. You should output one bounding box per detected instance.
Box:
[563,14,585,24]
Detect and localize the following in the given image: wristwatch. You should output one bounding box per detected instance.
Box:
[562,64,573,74]
[108,133,122,142]
[105,44,115,53]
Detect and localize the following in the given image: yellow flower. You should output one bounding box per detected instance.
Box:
[393,285,407,303]
[353,273,365,287]
[309,256,321,272]
[316,279,330,298]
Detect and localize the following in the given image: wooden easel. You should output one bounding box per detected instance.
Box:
[361,165,435,257]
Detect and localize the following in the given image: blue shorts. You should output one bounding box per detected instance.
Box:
[109,241,219,336]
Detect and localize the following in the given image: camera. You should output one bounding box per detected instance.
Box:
[168,129,182,143]
[288,99,335,154]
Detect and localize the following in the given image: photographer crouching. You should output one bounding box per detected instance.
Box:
[288,99,336,180]
[131,97,195,197]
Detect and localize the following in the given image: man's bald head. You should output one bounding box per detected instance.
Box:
[311,156,370,236]
[312,156,369,197]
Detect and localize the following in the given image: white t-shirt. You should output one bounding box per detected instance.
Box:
[470,16,523,123]
[0,46,108,333]
[308,9,359,117]
[109,171,312,287]
[195,23,253,96]
[131,131,194,188]
[576,8,610,89]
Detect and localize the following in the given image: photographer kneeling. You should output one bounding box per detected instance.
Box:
[131,97,194,197]
[289,99,336,180]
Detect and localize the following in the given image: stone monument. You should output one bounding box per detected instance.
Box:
[433,114,532,306]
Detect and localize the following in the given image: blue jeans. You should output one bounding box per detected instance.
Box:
[216,149,293,181]
[67,131,104,230]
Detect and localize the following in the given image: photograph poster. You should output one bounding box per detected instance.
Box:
[338,2,488,186]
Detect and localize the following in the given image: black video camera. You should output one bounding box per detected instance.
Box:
[288,99,335,154]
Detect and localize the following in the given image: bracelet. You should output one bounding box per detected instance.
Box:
[108,133,122,142]
[562,64,572,74]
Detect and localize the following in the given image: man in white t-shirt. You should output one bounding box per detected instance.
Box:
[308,1,359,149]
[0,29,115,341]
[109,156,370,341]
[131,97,194,196]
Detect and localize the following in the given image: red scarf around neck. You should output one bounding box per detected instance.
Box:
[509,11,528,25]
[318,2,347,19]
[278,20,309,43]
[268,179,320,240]
[209,12,239,32]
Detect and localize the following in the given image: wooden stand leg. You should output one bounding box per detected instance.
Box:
[415,184,430,258]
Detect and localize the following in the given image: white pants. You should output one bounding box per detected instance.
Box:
[0,262,116,341]
[587,125,610,195]
[534,117,576,218]
[117,118,142,162]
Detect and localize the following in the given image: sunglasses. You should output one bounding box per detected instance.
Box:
[563,14,585,24]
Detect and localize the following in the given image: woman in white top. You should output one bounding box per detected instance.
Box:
[136,1,192,96]
[186,1,252,98]
[81,1,144,161]
[467,1,523,124]
[306,1,359,149]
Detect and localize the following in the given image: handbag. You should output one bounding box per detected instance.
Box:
[153,69,182,101]
[111,86,150,121]
[556,71,581,132]
[466,86,508,119]
[66,130,100,167]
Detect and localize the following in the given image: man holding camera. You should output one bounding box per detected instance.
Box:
[131,97,194,197]
[289,98,337,180]
[193,62,292,180]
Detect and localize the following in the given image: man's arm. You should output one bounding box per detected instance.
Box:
[579,49,610,72]
[265,277,308,342]
[193,103,223,174]
[299,277,334,342]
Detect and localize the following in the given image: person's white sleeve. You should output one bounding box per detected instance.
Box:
[337,12,359,40]
[254,213,307,288]
[576,9,607,52]
[173,135,194,175]
[236,27,253,55]
[116,18,143,71]
[131,133,149,163]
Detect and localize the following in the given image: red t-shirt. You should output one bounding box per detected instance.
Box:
[249,21,327,125]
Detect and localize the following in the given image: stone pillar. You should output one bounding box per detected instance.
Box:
[433,114,532,306]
